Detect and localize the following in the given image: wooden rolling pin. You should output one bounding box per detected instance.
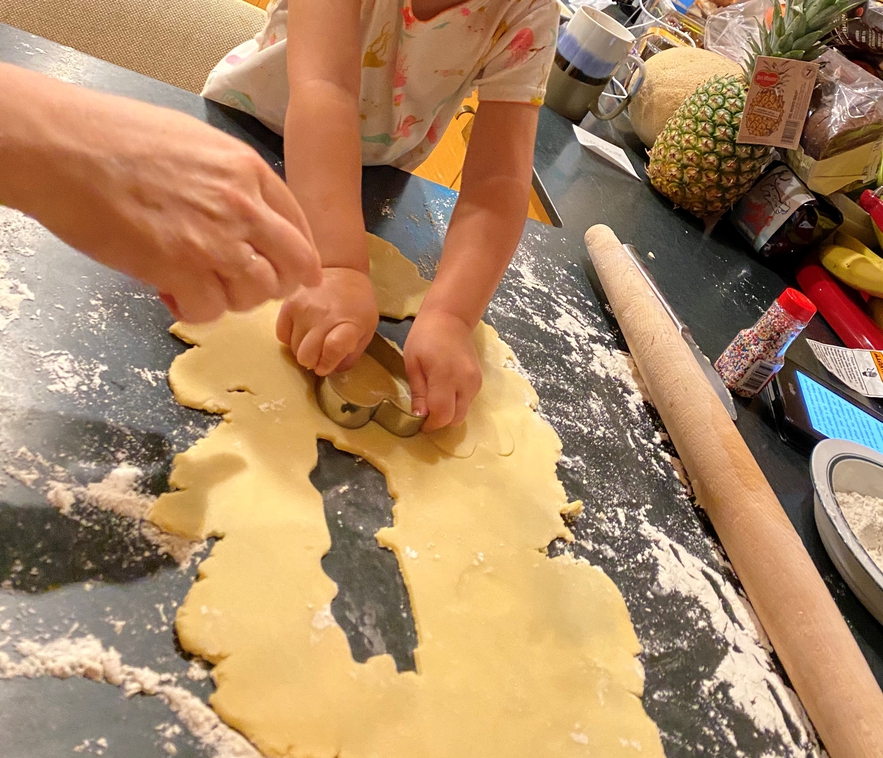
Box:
[584,225,883,758]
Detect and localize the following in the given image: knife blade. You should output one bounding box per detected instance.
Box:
[621,245,738,421]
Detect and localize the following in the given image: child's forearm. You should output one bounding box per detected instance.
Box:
[284,0,367,274]
[284,83,368,273]
[421,174,530,329]
[419,102,539,329]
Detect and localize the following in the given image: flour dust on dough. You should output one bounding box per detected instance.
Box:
[149,234,663,757]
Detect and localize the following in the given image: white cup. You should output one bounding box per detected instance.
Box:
[545,7,646,122]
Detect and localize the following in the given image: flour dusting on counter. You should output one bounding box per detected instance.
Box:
[641,523,820,755]
[4,453,203,569]
[488,240,820,756]
[58,465,203,569]
[0,635,260,758]
[0,259,35,331]
[0,208,44,331]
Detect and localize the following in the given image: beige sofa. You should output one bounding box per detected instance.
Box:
[1,0,266,93]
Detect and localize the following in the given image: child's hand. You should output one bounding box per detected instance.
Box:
[276,267,379,376]
[404,310,482,432]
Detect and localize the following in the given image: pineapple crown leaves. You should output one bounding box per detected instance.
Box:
[743,0,864,76]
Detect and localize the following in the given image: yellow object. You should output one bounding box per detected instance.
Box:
[819,243,883,297]
[149,234,664,758]
[628,47,743,149]
[786,138,883,196]
[413,94,553,225]
[834,231,882,259]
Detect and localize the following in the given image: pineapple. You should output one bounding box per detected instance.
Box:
[647,0,860,218]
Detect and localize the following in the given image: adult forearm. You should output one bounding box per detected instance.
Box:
[284,80,368,273]
[0,64,67,215]
[421,173,530,329]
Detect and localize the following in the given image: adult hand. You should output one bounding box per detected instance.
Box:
[275,267,379,375]
[404,310,482,432]
[1,65,321,322]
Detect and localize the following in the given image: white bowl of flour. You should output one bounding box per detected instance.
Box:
[811,439,883,626]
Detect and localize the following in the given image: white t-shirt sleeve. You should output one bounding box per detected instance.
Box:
[474,0,560,105]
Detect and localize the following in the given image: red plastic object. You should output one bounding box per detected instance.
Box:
[860,189,883,232]
[795,261,883,350]
[777,287,817,323]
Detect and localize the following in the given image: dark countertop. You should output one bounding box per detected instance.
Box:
[533,101,883,671]
[0,21,880,758]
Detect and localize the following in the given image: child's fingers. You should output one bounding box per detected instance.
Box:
[451,367,482,426]
[296,326,328,372]
[335,329,376,373]
[316,322,363,376]
[275,299,297,345]
[405,354,429,419]
[450,391,471,428]
[423,380,456,433]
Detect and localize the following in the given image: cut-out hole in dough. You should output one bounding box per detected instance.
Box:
[376,317,412,350]
[310,439,418,672]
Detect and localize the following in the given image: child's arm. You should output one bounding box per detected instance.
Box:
[279,0,379,376]
[404,101,540,431]
[0,63,320,323]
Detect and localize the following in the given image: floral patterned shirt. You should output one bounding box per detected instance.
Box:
[202,0,559,169]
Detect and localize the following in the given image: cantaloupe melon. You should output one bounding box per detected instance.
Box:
[629,47,743,148]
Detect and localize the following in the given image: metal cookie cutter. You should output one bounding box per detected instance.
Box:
[316,333,425,437]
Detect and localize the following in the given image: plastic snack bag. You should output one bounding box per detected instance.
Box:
[801,49,883,161]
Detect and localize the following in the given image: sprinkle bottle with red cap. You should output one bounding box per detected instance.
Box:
[714,288,817,398]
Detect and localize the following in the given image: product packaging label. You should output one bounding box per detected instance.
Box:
[736,359,781,394]
[807,339,883,397]
[731,165,815,251]
[737,56,819,150]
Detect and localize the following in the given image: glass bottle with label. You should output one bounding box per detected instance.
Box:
[730,164,843,257]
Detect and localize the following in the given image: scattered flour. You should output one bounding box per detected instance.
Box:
[0,635,260,758]
[311,605,336,632]
[0,209,42,333]
[33,349,107,395]
[46,481,77,514]
[641,522,820,755]
[0,259,35,332]
[185,660,210,682]
[132,366,167,388]
[835,491,883,570]
[72,737,108,755]
[5,453,203,569]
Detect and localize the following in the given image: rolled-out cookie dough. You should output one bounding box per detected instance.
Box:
[149,234,663,758]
